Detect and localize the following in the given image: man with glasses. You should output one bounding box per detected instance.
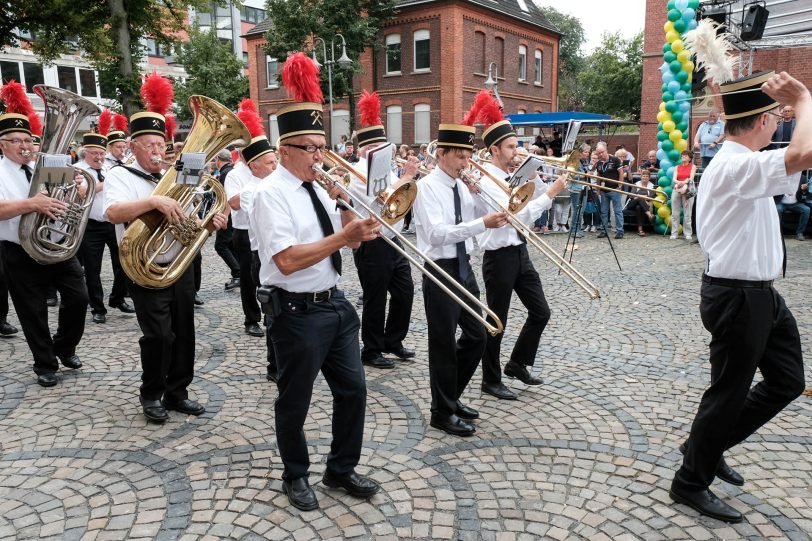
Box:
[250,53,381,511]
[0,107,88,387]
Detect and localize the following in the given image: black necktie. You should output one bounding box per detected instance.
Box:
[21,164,32,183]
[452,184,471,280]
[116,159,124,166]
[93,168,104,182]
[302,182,342,275]
[151,172,162,182]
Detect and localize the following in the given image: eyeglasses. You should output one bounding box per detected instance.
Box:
[132,141,166,151]
[0,138,34,146]
[765,111,782,119]
[284,143,327,154]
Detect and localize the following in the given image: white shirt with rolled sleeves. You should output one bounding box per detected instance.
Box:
[251,163,342,292]
[696,141,796,281]
[476,162,552,250]
[75,161,107,222]
[0,156,32,244]
[413,167,489,260]
[224,161,252,230]
[240,174,265,251]
[347,155,403,239]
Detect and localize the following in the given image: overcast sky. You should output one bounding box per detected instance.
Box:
[535,0,648,53]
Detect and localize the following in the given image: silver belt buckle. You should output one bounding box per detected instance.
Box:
[312,289,331,302]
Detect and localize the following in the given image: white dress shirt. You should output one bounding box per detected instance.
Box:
[75,161,108,222]
[413,167,489,260]
[251,163,343,292]
[347,155,403,239]
[240,175,262,251]
[0,156,33,244]
[105,153,125,169]
[224,161,252,230]
[696,141,796,281]
[476,162,552,250]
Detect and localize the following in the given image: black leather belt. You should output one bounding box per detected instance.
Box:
[702,274,773,289]
[278,286,337,303]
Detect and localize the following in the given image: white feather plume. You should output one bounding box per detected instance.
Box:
[683,19,739,84]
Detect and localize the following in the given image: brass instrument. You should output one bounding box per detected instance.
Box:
[467,160,535,213]
[310,164,504,336]
[18,85,101,264]
[395,156,433,178]
[119,95,249,288]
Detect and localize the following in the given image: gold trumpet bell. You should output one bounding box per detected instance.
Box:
[380,181,417,224]
[507,182,535,213]
[539,149,581,172]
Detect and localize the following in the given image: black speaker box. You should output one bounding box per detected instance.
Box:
[741,4,769,41]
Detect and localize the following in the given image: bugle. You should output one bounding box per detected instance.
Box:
[311,164,504,336]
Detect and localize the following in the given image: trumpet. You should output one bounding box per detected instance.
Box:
[310,163,504,336]
[461,163,601,299]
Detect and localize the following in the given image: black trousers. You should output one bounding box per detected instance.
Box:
[193,252,202,292]
[627,199,651,228]
[128,265,196,402]
[233,228,260,325]
[1,241,88,374]
[352,236,414,360]
[79,219,127,314]
[270,290,366,481]
[251,251,275,371]
[0,254,8,322]
[481,244,550,385]
[215,217,240,278]
[674,281,805,491]
[423,258,487,417]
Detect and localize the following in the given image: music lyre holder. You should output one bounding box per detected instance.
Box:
[562,181,622,272]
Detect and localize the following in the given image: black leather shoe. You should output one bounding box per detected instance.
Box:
[37,373,58,387]
[163,398,205,416]
[614,232,624,239]
[322,470,380,498]
[678,443,744,486]
[266,370,279,383]
[504,362,543,385]
[58,354,83,370]
[109,300,135,313]
[92,313,106,324]
[481,382,517,400]
[430,414,475,437]
[46,296,58,307]
[282,477,319,511]
[456,401,479,420]
[140,397,169,423]
[0,321,18,335]
[245,323,264,337]
[224,277,240,291]
[385,346,415,359]
[362,355,395,369]
[194,294,204,306]
[669,485,742,523]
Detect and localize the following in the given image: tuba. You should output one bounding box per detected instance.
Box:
[18,85,101,264]
[119,95,249,288]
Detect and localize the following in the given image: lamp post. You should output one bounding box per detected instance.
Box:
[312,34,353,146]
[484,62,504,109]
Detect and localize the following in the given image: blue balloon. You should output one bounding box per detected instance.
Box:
[666,166,675,178]
[675,0,688,9]
[656,149,667,161]
[683,8,696,20]
[679,100,691,112]
[674,90,688,101]
[687,19,698,30]
[662,71,675,84]
[659,62,669,73]
[661,159,673,171]
[667,80,680,93]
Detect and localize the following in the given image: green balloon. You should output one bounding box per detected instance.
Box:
[664,51,677,63]
[658,122,664,131]
[662,91,674,103]
[676,70,689,82]
[665,100,678,113]
[671,110,683,123]
[662,83,668,92]
[657,130,668,142]
[662,140,674,152]
[664,186,673,198]
[688,0,700,8]
[668,9,682,21]
[674,19,686,33]
[657,177,670,187]
[677,122,688,133]
[681,82,692,92]
[668,149,680,162]
[656,223,667,234]
[663,43,672,54]
[667,0,676,10]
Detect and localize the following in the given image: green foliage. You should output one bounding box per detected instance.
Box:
[173,26,249,120]
[576,31,643,120]
[537,6,586,111]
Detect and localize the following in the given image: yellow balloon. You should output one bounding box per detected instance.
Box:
[663,120,676,133]
[657,110,670,123]
[659,102,666,112]
[653,199,663,209]
[683,60,695,73]
[666,30,679,43]
[676,139,688,152]
[678,225,684,235]
[669,129,683,143]
[658,206,671,220]
[671,39,684,52]
[664,21,675,33]
[677,50,691,63]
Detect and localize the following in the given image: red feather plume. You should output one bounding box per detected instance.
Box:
[164,114,176,141]
[140,71,174,117]
[1,80,35,116]
[358,90,382,128]
[463,90,494,126]
[112,113,128,133]
[28,112,42,137]
[230,149,240,162]
[476,91,505,126]
[97,109,112,136]
[281,52,323,103]
[237,99,265,137]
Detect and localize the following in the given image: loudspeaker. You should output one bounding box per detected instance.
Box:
[740,4,769,41]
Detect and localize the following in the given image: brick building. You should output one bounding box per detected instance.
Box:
[640,0,812,157]
[244,0,560,147]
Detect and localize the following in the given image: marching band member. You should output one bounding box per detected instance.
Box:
[0,81,88,387]
[250,53,381,510]
[349,90,417,370]
[104,113,129,168]
[412,116,508,437]
[474,92,566,400]
[104,74,227,422]
[76,117,134,324]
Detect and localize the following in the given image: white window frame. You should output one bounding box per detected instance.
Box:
[385,34,402,75]
[386,105,403,145]
[413,29,430,72]
[266,56,279,89]
[534,49,542,85]
[518,45,527,82]
[414,104,431,144]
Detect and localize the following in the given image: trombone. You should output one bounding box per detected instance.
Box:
[313,154,504,336]
[463,160,601,299]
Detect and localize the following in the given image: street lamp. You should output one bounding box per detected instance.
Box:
[484,61,504,109]
[312,34,353,146]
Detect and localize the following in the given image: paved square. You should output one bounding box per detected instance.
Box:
[0,232,809,540]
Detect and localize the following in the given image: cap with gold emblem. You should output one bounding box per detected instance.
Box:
[82,133,108,150]
[277,52,324,142]
[0,81,34,137]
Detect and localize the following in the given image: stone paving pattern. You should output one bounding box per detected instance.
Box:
[0,231,809,540]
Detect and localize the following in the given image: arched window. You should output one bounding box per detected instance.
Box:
[534,49,543,85]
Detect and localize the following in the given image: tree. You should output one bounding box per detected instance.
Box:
[576,31,643,120]
[263,0,397,134]
[173,25,249,120]
[538,6,586,111]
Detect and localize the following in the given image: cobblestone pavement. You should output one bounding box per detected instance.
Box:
[0,230,809,541]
